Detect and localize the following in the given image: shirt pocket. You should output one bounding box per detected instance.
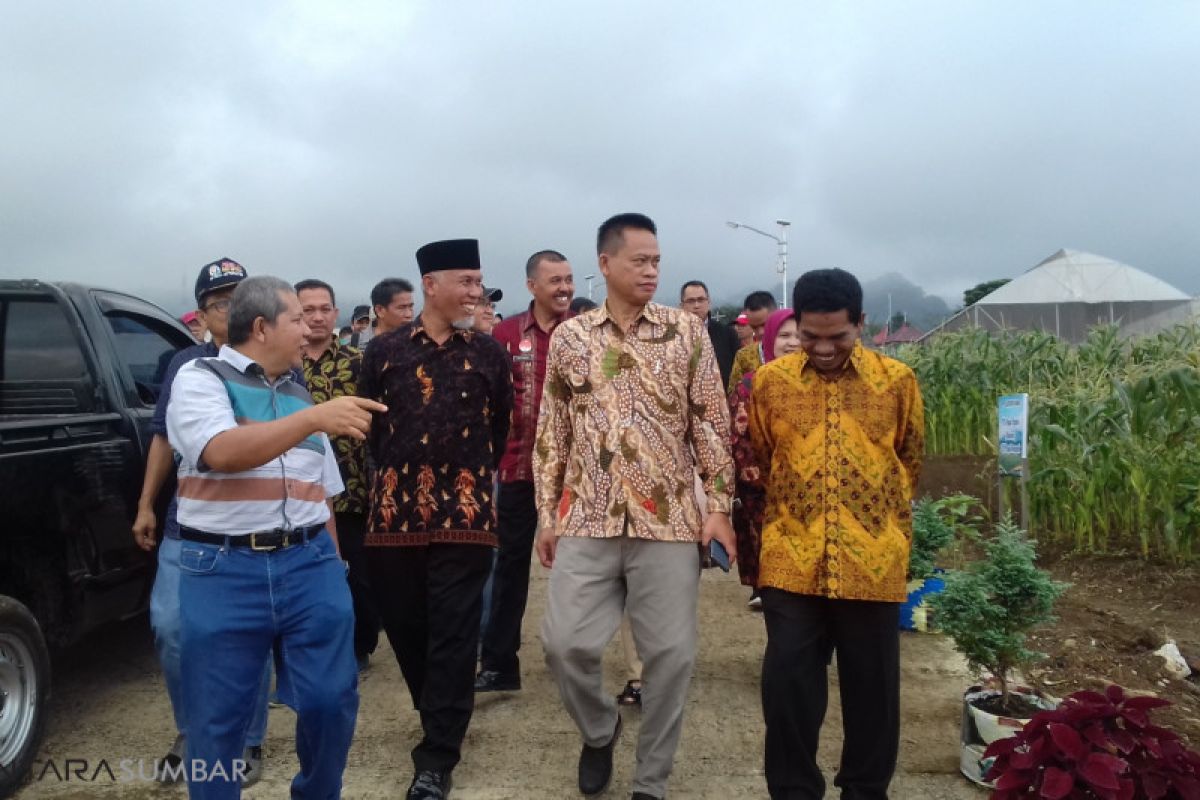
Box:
[447,369,491,421]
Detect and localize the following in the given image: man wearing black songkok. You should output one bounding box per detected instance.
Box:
[359,238,513,800]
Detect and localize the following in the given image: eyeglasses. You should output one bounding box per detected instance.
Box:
[202,298,232,313]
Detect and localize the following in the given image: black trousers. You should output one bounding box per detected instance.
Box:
[367,544,493,773]
[335,511,380,659]
[479,481,539,677]
[760,589,901,800]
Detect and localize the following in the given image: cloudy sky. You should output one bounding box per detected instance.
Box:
[3,1,1197,318]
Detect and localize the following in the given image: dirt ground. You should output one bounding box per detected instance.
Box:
[1026,554,1200,746]
[17,562,990,799]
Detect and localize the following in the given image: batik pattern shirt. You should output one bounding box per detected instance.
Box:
[358,319,513,547]
[749,342,925,602]
[492,305,568,484]
[534,302,733,543]
[728,342,764,395]
[302,337,367,516]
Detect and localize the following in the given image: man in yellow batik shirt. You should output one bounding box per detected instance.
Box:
[749,268,924,800]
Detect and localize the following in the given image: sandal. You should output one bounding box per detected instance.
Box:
[616,680,642,706]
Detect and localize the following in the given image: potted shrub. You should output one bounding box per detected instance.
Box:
[930,515,1066,781]
[902,494,974,633]
[984,684,1200,799]
[903,493,980,632]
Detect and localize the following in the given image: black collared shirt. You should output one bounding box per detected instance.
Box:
[358,317,513,547]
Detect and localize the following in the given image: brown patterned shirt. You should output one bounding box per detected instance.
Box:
[358,318,513,547]
[301,337,367,515]
[749,342,925,602]
[534,301,734,542]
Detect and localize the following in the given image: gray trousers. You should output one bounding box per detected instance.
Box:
[542,536,700,798]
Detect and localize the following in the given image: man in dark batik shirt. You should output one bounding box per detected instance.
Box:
[358,238,513,800]
[296,278,380,671]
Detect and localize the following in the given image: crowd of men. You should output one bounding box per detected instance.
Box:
[136,212,925,800]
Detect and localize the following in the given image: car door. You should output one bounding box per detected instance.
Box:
[81,291,194,620]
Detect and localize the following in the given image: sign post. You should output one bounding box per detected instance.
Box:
[997,393,1030,530]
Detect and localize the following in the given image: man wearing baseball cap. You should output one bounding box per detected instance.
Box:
[471,286,502,334]
[132,257,274,787]
[181,310,205,342]
[350,305,372,348]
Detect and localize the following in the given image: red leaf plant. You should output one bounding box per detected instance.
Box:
[985,684,1200,799]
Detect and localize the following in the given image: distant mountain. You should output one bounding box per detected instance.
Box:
[860,273,952,330]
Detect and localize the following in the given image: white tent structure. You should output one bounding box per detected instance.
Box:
[923,249,1197,343]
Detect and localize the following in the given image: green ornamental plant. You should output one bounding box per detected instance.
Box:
[931,515,1067,711]
[909,493,983,580]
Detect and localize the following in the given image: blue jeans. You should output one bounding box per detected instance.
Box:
[151,537,272,747]
[179,530,358,799]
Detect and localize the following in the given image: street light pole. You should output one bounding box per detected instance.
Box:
[584,274,596,299]
[726,219,792,308]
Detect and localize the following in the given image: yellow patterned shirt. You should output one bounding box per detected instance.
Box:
[728,342,764,395]
[534,301,734,542]
[748,342,924,602]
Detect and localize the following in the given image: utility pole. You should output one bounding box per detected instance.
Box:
[726,219,792,308]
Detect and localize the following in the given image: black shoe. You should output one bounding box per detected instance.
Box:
[156,733,186,784]
[357,654,370,673]
[616,680,642,707]
[241,745,263,786]
[474,669,521,692]
[631,794,661,800]
[578,714,622,796]
[408,769,452,799]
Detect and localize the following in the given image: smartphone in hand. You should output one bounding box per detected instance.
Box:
[708,539,731,572]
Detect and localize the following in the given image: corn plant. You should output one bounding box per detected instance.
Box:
[897,323,1200,560]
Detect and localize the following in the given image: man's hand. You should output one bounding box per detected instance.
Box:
[309,396,388,440]
[534,526,558,569]
[701,511,737,565]
[132,507,158,551]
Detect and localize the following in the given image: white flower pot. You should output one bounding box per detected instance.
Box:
[959,686,1057,786]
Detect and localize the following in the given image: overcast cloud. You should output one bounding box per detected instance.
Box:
[2,1,1197,318]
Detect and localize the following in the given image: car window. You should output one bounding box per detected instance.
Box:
[0,297,91,414]
[103,313,184,406]
[1,298,88,381]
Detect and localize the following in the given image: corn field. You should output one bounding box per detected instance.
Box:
[895,324,1200,560]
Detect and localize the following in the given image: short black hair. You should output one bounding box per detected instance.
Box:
[743,291,777,312]
[597,213,656,256]
[371,278,414,309]
[294,279,335,307]
[569,297,598,313]
[525,249,568,279]
[793,268,863,322]
[680,280,709,300]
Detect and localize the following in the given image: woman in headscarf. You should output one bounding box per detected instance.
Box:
[728,308,800,609]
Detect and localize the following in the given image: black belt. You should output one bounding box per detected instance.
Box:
[179,525,323,552]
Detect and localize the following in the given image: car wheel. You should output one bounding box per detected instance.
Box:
[0,596,49,798]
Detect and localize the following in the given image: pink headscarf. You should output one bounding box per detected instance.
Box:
[761,308,796,363]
